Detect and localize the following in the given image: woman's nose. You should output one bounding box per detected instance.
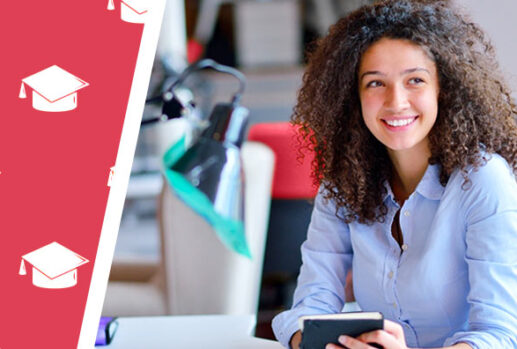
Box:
[384,85,410,111]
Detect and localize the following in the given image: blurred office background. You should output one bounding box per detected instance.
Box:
[103,0,517,341]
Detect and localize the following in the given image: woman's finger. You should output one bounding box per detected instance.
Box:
[337,335,373,348]
[325,344,344,349]
[357,329,405,349]
[382,320,406,342]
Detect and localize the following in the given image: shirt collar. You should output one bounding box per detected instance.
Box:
[383,163,444,203]
[415,163,444,200]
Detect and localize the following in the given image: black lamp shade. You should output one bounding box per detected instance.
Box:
[163,103,251,257]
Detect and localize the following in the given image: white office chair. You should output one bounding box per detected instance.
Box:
[102,141,275,317]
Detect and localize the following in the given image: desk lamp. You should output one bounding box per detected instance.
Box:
[144,59,251,257]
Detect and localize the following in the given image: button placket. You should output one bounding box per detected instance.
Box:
[401,321,419,348]
[384,201,404,318]
[383,249,399,308]
[399,200,411,258]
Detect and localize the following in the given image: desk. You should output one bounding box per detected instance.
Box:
[105,314,284,348]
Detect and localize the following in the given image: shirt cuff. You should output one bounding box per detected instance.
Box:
[445,339,479,349]
[443,331,513,349]
[272,310,303,348]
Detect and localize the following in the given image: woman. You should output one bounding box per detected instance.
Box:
[272,1,517,348]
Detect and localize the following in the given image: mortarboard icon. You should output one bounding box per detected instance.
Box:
[19,65,89,112]
[107,166,115,187]
[107,0,148,24]
[19,242,89,289]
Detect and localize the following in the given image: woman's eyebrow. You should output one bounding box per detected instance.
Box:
[360,67,430,81]
[402,67,430,75]
[360,70,384,80]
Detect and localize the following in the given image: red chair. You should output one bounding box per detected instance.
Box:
[247,122,318,311]
[248,122,355,313]
[248,122,318,200]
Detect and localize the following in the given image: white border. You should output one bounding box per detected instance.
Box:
[77,1,166,347]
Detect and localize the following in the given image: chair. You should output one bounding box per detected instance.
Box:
[247,122,356,319]
[247,122,318,311]
[102,141,275,317]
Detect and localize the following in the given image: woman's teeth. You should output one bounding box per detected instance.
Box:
[385,117,416,127]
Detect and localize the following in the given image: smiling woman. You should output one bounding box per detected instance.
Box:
[271,1,517,349]
[358,38,441,202]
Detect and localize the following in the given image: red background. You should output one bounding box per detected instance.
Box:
[0,1,143,347]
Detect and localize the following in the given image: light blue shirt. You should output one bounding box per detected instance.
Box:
[272,154,517,348]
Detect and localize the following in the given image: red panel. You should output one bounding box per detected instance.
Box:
[0,1,144,348]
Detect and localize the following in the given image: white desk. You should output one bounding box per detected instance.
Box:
[105,314,284,348]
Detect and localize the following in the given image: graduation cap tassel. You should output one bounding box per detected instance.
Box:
[19,259,26,275]
[19,82,27,99]
[107,0,115,11]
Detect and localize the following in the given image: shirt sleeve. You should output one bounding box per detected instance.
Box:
[272,187,353,348]
[444,156,517,348]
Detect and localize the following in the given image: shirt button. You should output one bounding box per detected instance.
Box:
[392,302,397,308]
[403,210,410,217]
[388,271,394,279]
[401,244,408,251]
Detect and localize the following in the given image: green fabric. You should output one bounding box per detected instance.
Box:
[162,136,251,258]
[163,135,188,166]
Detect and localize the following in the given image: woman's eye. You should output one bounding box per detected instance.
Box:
[408,77,425,85]
[366,80,383,88]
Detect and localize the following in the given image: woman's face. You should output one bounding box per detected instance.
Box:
[358,38,439,154]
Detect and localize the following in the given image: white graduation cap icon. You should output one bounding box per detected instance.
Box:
[19,65,89,112]
[19,242,89,289]
[107,166,115,187]
[107,0,148,24]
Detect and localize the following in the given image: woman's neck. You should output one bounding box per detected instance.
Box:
[387,140,431,202]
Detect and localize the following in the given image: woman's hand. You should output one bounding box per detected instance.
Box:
[290,330,302,349]
[325,320,408,349]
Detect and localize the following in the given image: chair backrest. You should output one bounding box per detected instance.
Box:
[247,122,318,199]
[158,141,275,316]
[247,122,319,306]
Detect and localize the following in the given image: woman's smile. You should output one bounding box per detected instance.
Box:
[382,115,419,129]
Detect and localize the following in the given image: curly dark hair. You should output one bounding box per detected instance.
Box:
[294,0,517,224]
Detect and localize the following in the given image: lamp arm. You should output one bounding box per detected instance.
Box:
[142,59,247,126]
[167,59,246,105]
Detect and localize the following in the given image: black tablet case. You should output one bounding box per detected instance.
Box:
[300,316,384,349]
